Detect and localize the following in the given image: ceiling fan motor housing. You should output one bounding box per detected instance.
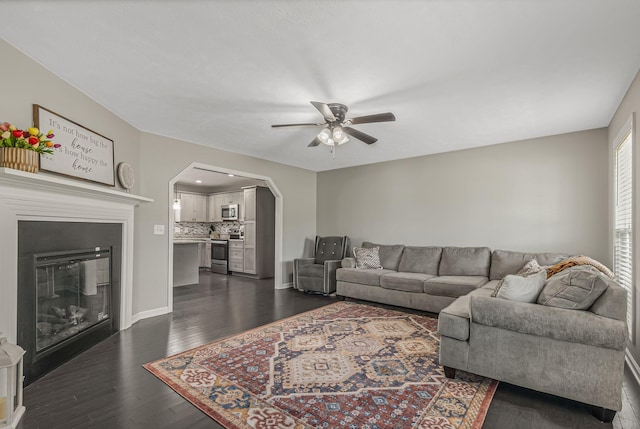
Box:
[327,103,348,123]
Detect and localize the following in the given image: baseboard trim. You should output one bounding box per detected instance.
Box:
[131,306,171,325]
[626,349,640,388]
[276,282,293,290]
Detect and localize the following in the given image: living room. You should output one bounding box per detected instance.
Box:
[0,2,639,428]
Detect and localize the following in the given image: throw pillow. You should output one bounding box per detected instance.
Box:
[516,259,545,277]
[537,266,609,310]
[492,270,547,303]
[353,246,382,269]
[546,255,614,279]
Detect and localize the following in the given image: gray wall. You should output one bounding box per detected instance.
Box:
[0,39,317,319]
[608,67,640,375]
[317,129,609,264]
[0,39,140,193]
[133,133,317,314]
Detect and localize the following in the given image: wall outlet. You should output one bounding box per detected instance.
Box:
[154,225,165,235]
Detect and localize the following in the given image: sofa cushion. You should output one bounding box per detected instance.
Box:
[362,242,405,270]
[516,259,545,277]
[336,268,396,286]
[438,286,494,341]
[380,272,436,293]
[297,263,324,278]
[424,276,488,298]
[439,247,490,276]
[489,250,567,280]
[397,246,442,275]
[353,246,382,269]
[537,266,609,310]
[492,270,547,303]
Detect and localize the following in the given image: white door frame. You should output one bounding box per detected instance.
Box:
[167,162,284,313]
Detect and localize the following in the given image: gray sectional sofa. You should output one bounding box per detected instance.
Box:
[335,243,628,422]
[336,242,566,313]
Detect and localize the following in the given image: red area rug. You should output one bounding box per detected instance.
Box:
[144,302,497,428]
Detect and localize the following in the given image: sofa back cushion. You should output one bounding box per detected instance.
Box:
[489,250,567,280]
[362,242,405,270]
[439,246,491,276]
[398,246,442,275]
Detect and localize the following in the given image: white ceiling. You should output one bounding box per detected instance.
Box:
[176,168,267,194]
[2,1,640,172]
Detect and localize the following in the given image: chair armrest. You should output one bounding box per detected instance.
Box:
[323,260,342,294]
[294,258,315,267]
[293,258,315,290]
[470,295,628,350]
[342,257,356,268]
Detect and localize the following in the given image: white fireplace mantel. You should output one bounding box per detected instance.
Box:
[0,168,153,344]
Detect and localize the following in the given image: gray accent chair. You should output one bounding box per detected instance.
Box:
[294,236,349,295]
[439,251,628,423]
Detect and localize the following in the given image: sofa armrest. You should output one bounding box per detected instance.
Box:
[342,257,356,268]
[470,296,628,350]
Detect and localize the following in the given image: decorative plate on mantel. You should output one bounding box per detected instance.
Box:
[116,162,135,191]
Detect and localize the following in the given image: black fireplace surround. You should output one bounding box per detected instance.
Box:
[18,221,122,384]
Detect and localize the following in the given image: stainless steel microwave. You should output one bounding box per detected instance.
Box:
[221,204,238,221]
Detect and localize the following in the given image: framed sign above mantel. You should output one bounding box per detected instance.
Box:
[33,104,115,186]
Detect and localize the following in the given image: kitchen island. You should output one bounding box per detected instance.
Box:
[173,240,200,287]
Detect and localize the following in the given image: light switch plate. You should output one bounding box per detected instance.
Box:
[154,225,165,235]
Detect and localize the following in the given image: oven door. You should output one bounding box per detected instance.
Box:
[210,240,229,274]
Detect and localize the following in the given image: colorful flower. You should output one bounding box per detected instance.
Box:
[1,121,59,155]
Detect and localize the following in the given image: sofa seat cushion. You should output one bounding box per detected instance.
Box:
[380,272,436,293]
[424,276,488,298]
[336,268,396,286]
[438,287,494,341]
[297,263,324,278]
[470,295,628,350]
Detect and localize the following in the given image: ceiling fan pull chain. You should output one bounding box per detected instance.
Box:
[331,145,336,159]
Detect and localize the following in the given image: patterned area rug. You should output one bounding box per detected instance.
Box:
[144,302,497,429]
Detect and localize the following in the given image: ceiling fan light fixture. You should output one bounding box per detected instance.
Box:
[317,128,332,144]
[332,126,349,145]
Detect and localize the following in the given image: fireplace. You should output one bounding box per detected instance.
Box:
[0,168,148,386]
[17,221,122,384]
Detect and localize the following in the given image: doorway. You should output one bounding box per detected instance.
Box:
[167,163,283,313]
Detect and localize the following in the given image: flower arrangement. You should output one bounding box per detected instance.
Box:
[0,122,60,154]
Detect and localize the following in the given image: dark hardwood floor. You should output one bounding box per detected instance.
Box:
[18,271,640,429]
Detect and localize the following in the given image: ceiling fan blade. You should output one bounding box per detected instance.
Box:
[349,112,396,125]
[271,123,322,128]
[310,101,336,122]
[343,127,378,145]
[308,137,322,147]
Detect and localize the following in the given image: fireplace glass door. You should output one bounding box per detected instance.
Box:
[34,249,111,355]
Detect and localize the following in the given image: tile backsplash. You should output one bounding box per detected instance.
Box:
[174,221,242,238]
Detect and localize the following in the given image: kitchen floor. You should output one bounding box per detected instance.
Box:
[17,272,640,429]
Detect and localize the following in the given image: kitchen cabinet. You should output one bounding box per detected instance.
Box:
[239,186,274,278]
[179,193,207,222]
[199,241,211,268]
[228,239,244,272]
[208,191,244,222]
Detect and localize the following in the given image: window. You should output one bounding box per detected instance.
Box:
[614,128,633,338]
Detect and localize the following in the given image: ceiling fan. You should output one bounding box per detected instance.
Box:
[271,101,396,148]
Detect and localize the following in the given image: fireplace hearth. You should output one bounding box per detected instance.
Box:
[18,221,122,384]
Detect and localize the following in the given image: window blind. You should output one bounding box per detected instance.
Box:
[614,130,633,338]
